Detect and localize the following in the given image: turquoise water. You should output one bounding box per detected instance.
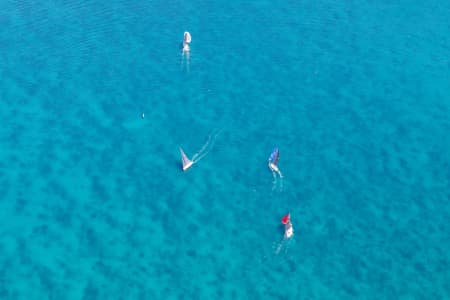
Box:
[1,0,449,299]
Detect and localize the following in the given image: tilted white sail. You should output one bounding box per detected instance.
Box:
[184,31,192,43]
[180,147,193,171]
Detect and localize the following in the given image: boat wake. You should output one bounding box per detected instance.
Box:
[181,49,190,72]
[271,171,284,192]
[191,129,222,164]
[274,236,293,255]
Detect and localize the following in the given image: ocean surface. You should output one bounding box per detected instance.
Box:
[0,1,449,299]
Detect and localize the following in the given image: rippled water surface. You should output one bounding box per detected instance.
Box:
[0,1,449,299]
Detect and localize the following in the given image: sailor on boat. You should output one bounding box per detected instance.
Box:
[282,213,294,239]
[183,31,191,52]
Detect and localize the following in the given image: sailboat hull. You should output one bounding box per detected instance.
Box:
[268,162,279,173]
[183,161,193,171]
[285,222,294,238]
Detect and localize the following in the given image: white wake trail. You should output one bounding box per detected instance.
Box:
[191,129,222,163]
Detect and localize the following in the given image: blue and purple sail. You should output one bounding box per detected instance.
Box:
[268,148,280,166]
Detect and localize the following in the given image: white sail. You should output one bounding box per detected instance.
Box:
[184,31,192,43]
[180,147,193,171]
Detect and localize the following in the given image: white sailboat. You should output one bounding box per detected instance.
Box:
[183,31,191,52]
[180,147,193,171]
[179,130,222,172]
